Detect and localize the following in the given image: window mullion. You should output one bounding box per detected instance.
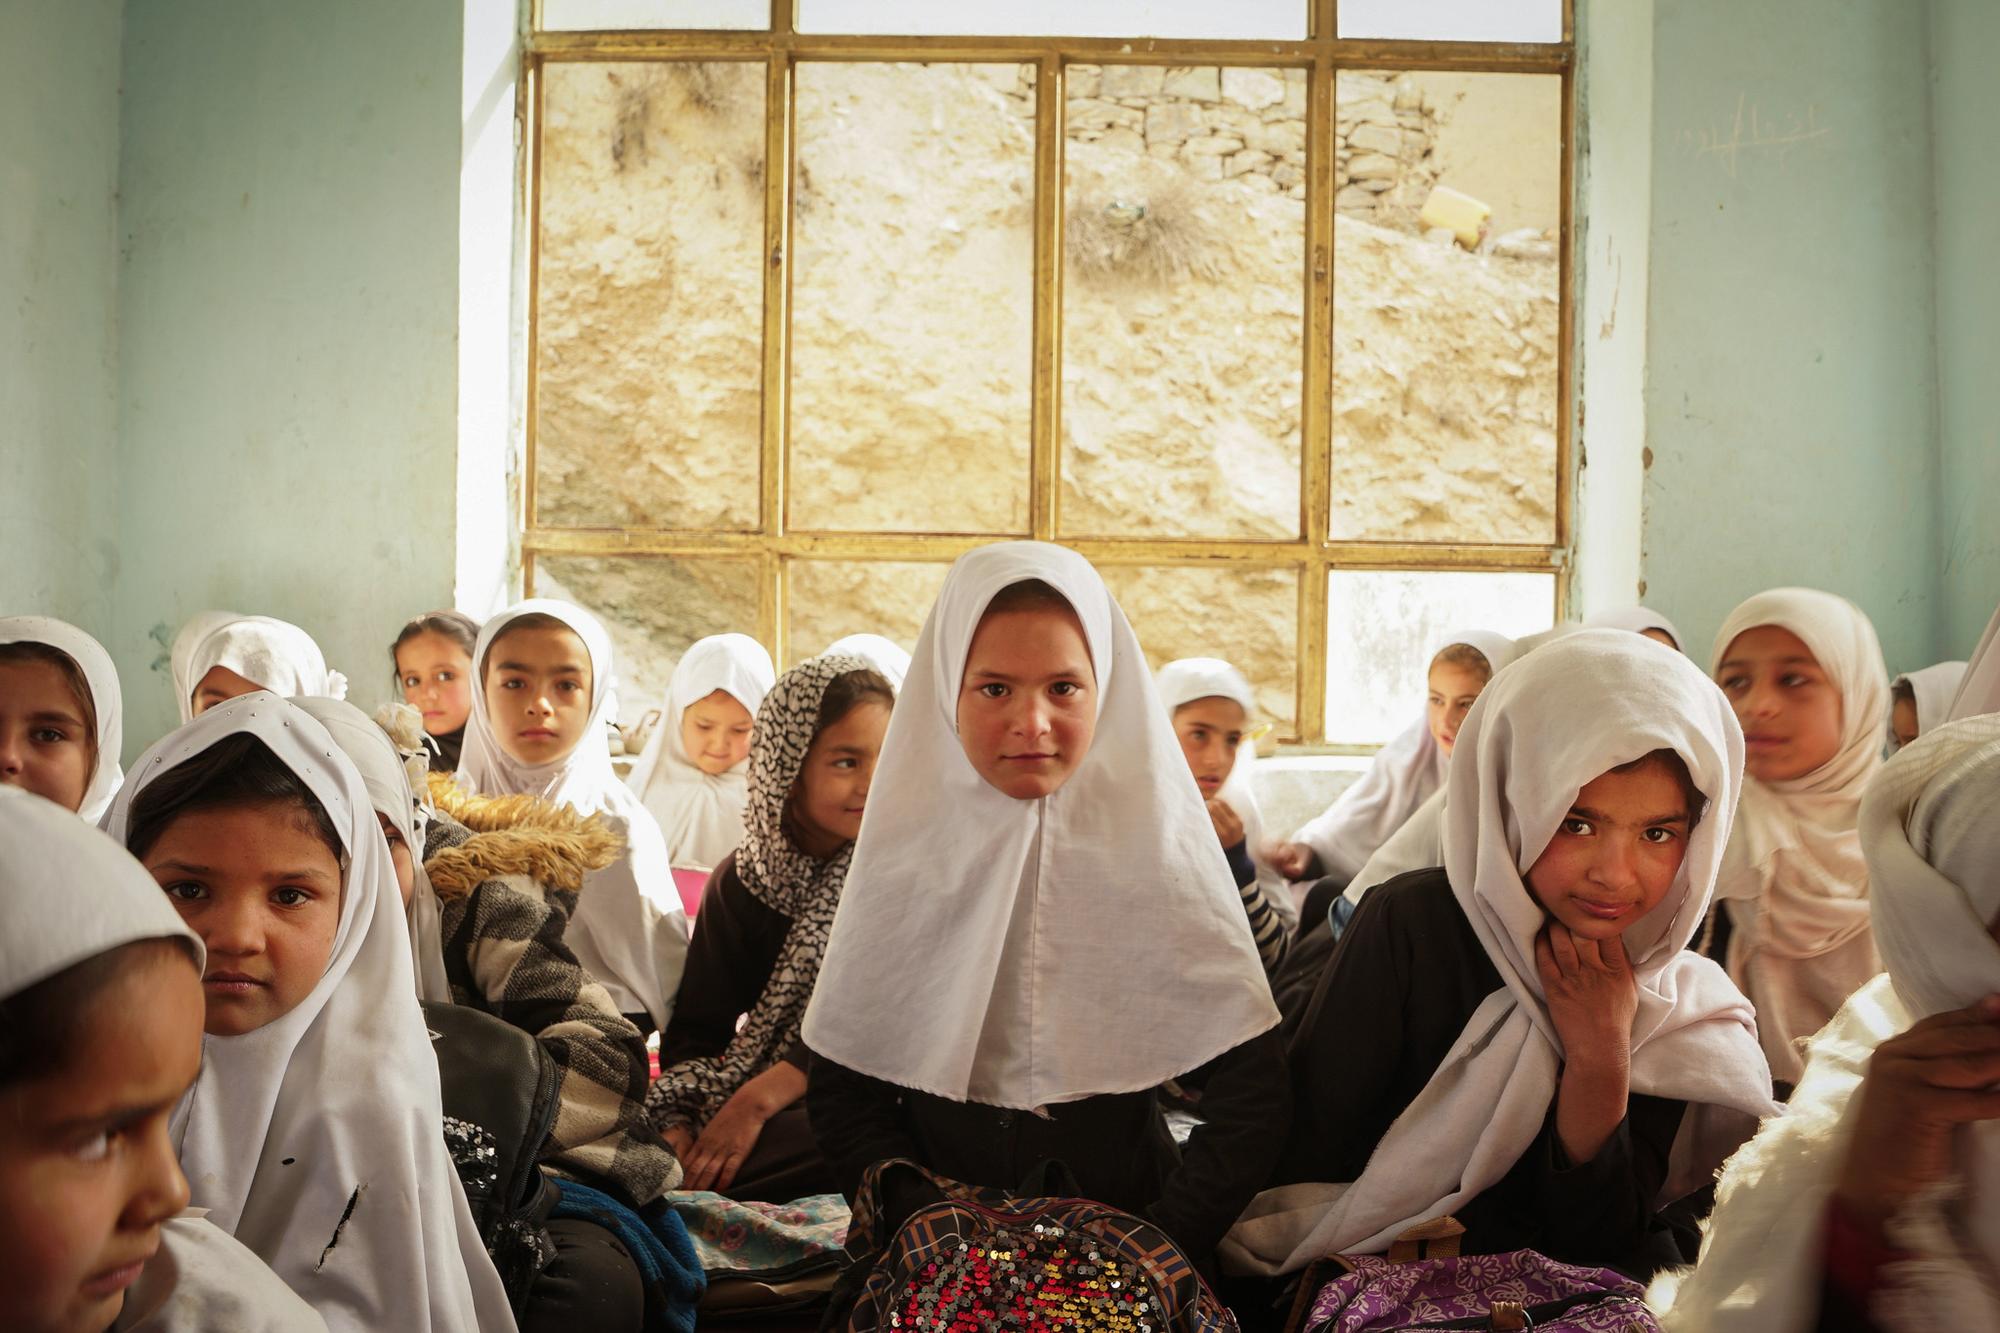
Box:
[1028,54,1064,544]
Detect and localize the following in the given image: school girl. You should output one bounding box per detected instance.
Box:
[1709,587,1888,1087]
[103,694,514,1331]
[0,617,123,819]
[454,600,689,1035]
[650,653,892,1201]
[392,611,483,772]
[1584,606,1684,652]
[801,542,1288,1265]
[1887,661,1968,752]
[173,613,346,721]
[1230,631,1776,1280]
[624,633,776,870]
[0,788,323,1332]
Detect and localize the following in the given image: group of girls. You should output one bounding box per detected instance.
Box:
[4,552,2000,1332]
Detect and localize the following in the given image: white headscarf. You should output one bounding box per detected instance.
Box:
[825,634,913,691]
[1710,588,1888,1084]
[292,698,452,1006]
[803,542,1279,1109]
[1226,631,1777,1275]
[1585,605,1684,651]
[1155,657,1294,927]
[101,694,514,1332]
[0,616,125,820]
[456,600,689,1028]
[1948,603,2000,723]
[1295,629,1515,884]
[181,616,347,723]
[625,633,777,869]
[171,610,240,726]
[1893,661,1970,749]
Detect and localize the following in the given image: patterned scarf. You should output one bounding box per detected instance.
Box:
[647,653,873,1132]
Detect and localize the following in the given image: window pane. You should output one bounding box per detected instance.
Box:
[532,554,765,728]
[1325,569,1555,745]
[1061,65,1306,539]
[785,560,953,665]
[1098,564,1299,737]
[797,0,1305,40]
[789,63,1035,534]
[1329,70,1561,545]
[1337,0,1560,43]
[535,62,765,530]
[540,0,768,29]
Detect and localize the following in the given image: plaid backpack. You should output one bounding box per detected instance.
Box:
[832,1158,1237,1333]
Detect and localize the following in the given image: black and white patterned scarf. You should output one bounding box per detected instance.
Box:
[647,653,873,1132]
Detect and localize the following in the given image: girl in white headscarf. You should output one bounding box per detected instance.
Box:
[1889,661,1969,751]
[169,610,239,723]
[824,633,912,691]
[1155,656,1296,967]
[1228,631,1776,1279]
[1661,714,2000,1331]
[0,617,124,820]
[802,542,1286,1263]
[625,633,776,870]
[178,614,348,721]
[1585,606,1685,652]
[455,600,690,1034]
[0,787,324,1333]
[103,694,514,1332]
[1709,587,1889,1087]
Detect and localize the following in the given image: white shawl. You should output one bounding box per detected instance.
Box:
[826,634,913,691]
[1585,605,1685,651]
[1711,588,1888,1085]
[181,616,348,722]
[456,599,689,1028]
[1948,603,2000,723]
[802,542,1279,1109]
[0,616,125,820]
[1663,714,2000,1331]
[1893,661,1969,748]
[100,695,514,1332]
[625,633,776,870]
[1224,630,1777,1274]
[170,610,240,725]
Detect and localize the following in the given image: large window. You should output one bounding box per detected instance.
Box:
[523,0,1573,747]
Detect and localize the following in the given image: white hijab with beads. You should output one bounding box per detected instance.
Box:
[804,542,1279,1110]
[626,633,777,869]
[100,694,514,1333]
[0,616,125,821]
[180,615,347,724]
[455,599,688,1028]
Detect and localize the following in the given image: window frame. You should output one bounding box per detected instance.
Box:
[519,0,1576,751]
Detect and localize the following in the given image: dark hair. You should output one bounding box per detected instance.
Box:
[982,578,1076,620]
[0,642,99,777]
[0,937,199,1086]
[479,612,579,682]
[816,668,895,733]
[1891,679,1916,704]
[125,732,343,864]
[1611,748,1708,829]
[1431,642,1495,683]
[390,610,481,682]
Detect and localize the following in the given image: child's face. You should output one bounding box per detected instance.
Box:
[681,690,755,776]
[1172,696,1247,799]
[788,700,890,855]
[0,948,202,1332]
[1526,758,1694,943]
[376,811,417,909]
[1715,625,1845,782]
[483,626,593,767]
[956,605,1097,800]
[144,803,343,1037]
[1426,658,1489,758]
[190,665,260,716]
[0,660,94,812]
[397,631,475,737]
[1889,692,1919,752]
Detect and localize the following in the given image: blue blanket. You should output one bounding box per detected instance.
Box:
[552,1178,706,1333]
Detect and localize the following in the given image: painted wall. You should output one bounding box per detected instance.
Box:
[1,0,123,634]
[1642,0,1940,673]
[113,0,465,754]
[1931,0,2000,658]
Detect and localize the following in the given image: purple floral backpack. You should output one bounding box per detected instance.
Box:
[1294,1249,1660,1333]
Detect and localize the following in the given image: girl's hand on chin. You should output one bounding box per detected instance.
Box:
[1535,923,1637,1063]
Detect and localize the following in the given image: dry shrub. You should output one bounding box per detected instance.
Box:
[1066,171,1224,286]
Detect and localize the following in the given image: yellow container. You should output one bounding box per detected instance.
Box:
[1419,185,1493,251]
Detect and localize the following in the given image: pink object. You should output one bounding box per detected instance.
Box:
[672,865,712,919]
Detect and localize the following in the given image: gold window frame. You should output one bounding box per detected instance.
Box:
[520,0,1576,749]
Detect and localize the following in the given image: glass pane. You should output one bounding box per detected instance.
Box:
[1325,569,1555,746]
[1098,564,1299,737]
[535,62,765,530]
[790,63,1035,534]
[797,0,1305,40]
[532,554,764,729]
[785,560,953,665]
[1338,0,1561,43]
[1061,65,1306,539]
[1329,70,1562,544]
[540,0,767,29]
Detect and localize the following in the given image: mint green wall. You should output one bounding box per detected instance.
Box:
[1931,0,2000,657]
[1641,0,1941,673]
[112,0,465,753]
[1,0,122,636]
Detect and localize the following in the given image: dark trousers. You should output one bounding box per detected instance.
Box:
[520,1217,645,1333]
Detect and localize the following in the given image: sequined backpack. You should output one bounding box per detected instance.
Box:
[832,1158,1238,1333]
